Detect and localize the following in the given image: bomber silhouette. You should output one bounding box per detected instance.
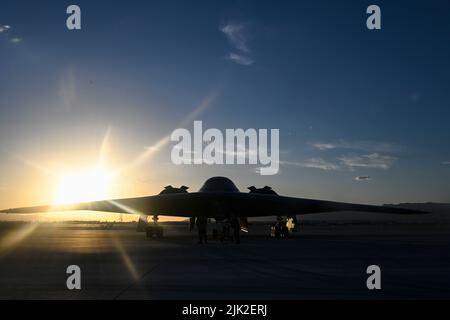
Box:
[0,176,426,238]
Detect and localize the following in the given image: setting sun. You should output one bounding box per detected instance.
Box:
[53,168,112,205]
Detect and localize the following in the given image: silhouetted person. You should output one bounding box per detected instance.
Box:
[196,216,208,244]
[231,217,240,244]
[220,223,230,242]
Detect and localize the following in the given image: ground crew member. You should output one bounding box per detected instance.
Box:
[231,217,240,244]
[196,216,208,244]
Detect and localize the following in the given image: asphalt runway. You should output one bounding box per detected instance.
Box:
[0,222,449,299]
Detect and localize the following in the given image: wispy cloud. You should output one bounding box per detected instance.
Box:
[220,23,254,66]
[226,53,254,66]
[309,143,336,151]
[220,23,249,53]
[308,140,402,153]
[300,140,399,172]
[338,153,396,170]
[281,159,340,171]
[0,25,11,33]
[9,37,22,43]
[354,176,372,181]
[442,161,450,165]
[281,153,396,171]
[0,24,23,43]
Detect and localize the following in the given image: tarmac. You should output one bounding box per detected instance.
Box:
[0,221,449,299]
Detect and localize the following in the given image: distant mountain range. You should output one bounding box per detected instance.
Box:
[386,202,450,215]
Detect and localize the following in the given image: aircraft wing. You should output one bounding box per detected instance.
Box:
[277,196,427,216]
[0,193,427,217]
[0,193,199,217]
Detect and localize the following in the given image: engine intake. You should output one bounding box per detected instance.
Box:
[159,185,189,194]
[248,186,278,195]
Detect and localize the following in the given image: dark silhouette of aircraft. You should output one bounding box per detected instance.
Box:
[0,176,426,238]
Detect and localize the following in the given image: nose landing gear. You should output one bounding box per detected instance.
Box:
[146,215,164,238]
[270,216,291,238]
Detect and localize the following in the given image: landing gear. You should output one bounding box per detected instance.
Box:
[270,216,289,238]
[270,224,289,238]
[212,228,219,240]
[136,215,149,232]
[145,225,164,238]
[145,215,164,238]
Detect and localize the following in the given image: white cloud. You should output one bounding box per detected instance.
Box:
[220,22,254,66]
[220,23,249,53]
[0,25,10,33]
[282,159,340,171]
[308,140,402,153]
[302,141,399,171]
[0,24,23,43]
[226,52,254,66]
[339,153,396,170]
[1,25,23,43]
[281,153,396,172]
[309,143,336,151]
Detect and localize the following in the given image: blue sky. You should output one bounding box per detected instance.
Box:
[0,0,450,209]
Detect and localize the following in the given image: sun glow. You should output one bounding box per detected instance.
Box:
[53,167,112,205]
